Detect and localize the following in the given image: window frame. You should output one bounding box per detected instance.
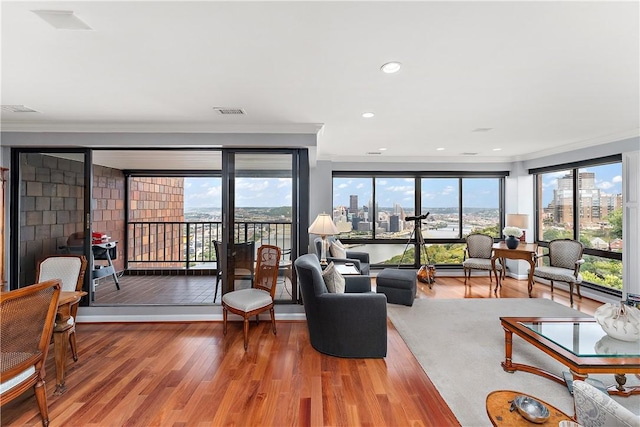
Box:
[530,154,623,296]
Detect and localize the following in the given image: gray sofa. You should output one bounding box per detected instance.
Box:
[294,253,387,358]
[313,236,370,275]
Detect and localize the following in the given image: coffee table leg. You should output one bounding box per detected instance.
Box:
[501,328,514,372]
[492,257,500,293]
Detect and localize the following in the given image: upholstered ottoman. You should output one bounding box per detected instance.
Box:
[376,269,417,306]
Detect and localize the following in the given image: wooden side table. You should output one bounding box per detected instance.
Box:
[486,390,573,426]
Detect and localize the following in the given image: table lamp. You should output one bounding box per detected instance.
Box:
[506,214,529,242]
[308,213,339,266]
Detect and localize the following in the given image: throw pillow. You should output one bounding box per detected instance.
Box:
[330,240,347,258]
[322,262,345,293]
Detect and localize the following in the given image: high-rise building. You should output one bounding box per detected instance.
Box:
[349,195,358,214]
[390,215,400,232]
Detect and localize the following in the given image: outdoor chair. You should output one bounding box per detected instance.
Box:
[35,254,87,362]
[1,279,62,427]
[532,239,584,305]
[222,245,281,350]
[212,240,255,302]
[462,234,502,286]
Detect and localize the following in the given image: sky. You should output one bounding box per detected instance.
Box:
[185,163,623,210]
[184,177,292,209]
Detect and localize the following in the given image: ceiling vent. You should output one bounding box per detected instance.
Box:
[472,128,493,132]
[462,152,479,156]
[31,10,92,30]
[213,107,245,115]
[1,105,39,113]
[366,151,382,155]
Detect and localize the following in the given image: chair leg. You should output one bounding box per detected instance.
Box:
[464,267,468,285]
[222,306,228,335]
[69,330,78,362]
[576,282,582,299]
[550,280,554,292]
[243,317,249,351]
[34,377,50,427]
[569,283,574,305]
[214,275,220,303]
[270,307,277,335]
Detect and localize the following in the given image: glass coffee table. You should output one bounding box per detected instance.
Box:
[500,317,640,396]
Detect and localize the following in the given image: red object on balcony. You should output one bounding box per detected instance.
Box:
[91,231,109,244]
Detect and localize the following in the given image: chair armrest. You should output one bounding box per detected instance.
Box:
[344,275,372,293]
[317,292,387,320]
[576,259,585,265]
[345,251,369,264]
[533,253,549,261]
[574,258,585,275]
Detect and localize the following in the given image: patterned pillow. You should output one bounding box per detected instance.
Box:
[322,262,345,293]
[330,240,347,258]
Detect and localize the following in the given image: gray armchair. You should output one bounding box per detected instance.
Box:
[294,254,387,358]
[532,239,584,305]
[313,236,370,275]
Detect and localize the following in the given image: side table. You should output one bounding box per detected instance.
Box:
[486,390,573,426]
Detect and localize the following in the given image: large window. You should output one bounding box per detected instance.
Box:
[533,157,623,292]
[333,173,505,267]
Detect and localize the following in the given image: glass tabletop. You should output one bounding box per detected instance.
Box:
[520,321,640,357]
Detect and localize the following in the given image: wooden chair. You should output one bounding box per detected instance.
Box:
[0,280,62,427]
[222,245,281,350]
[35,255,87,361]
[462,234,502,285]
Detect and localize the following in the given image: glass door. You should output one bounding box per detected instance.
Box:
[11,150,92,293]
[222,151,297,302]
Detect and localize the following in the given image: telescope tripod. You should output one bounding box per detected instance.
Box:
[398,221,436,287]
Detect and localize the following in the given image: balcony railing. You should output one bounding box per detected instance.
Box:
[127,221,292,269]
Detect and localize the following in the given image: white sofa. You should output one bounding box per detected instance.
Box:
[573,380,640,427]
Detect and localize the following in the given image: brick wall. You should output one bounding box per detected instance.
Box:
[128,177,185,268]
[92,165,126,272]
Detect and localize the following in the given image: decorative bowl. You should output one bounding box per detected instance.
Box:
[511,395,550,424]
[594,303,640,342]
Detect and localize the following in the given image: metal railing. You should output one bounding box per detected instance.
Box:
[127,221,292,269]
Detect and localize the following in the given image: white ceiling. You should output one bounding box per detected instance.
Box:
[2,1,639,165]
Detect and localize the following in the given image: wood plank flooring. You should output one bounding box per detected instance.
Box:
[2,276,601,426]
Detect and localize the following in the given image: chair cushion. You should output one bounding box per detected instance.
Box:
[462,258,502,271]
[330,241,347,258]
[322,262,345,293]
[222,289,272,312]
[533,266,582,283]
[0,364,35,395]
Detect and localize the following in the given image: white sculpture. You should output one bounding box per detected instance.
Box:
[594,303,640,342]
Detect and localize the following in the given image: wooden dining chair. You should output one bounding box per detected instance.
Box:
[222,245,281,350]
[0,280,61,427]
[35,255,87,362]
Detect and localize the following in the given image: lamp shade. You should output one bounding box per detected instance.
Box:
[506,214,529,229]
[308,213,339,236]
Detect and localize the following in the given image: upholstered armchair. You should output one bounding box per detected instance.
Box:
[294,254,387,358]
[313,236,370,275]
[574,380,639,427]
[532,239,584,305]
[462,234,502,286]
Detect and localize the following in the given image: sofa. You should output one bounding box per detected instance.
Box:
[573,380,640,427]
[313,236,370,275]
[294,253,387,358]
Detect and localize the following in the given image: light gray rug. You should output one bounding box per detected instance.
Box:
[387,298,640,427]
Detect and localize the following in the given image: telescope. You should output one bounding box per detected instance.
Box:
[405,212,430,222]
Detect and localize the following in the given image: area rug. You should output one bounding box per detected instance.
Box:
[387,298,640,426]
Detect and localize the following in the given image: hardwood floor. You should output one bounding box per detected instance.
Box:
[2,276,601,426]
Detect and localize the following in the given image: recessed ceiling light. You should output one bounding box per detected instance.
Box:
[380,62,402,74]
[32,10,92,30]
[362,112,375,118]
[436,147,445,151]
[493,148,502,151]
[379,148,387,151]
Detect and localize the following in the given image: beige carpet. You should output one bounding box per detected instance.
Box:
[387,298,640,427]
